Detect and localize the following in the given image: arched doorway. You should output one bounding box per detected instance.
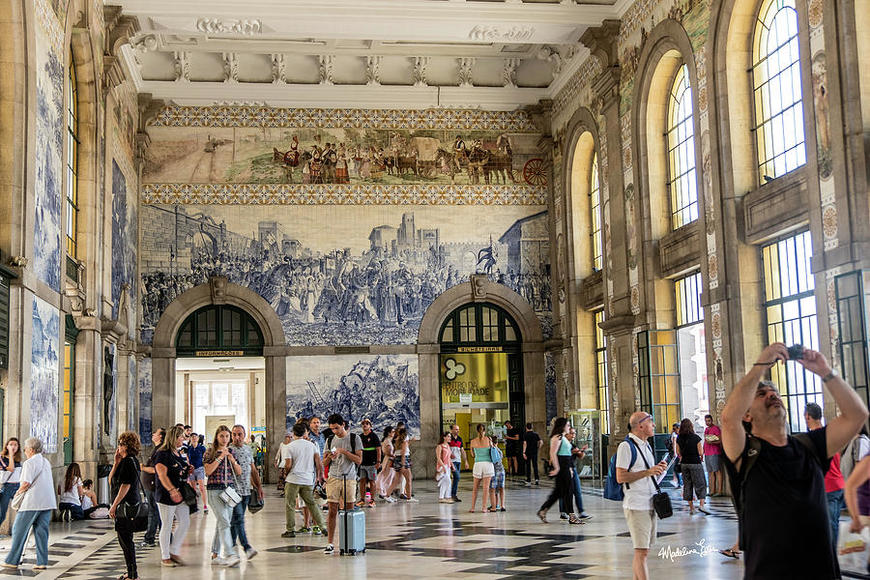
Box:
[438,302,523,456]
[151,277,286,482]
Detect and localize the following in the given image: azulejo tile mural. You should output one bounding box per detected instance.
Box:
[111,161,138,321]
[31,297,60,453]
[139,205,551,346]
[286,355,420,436]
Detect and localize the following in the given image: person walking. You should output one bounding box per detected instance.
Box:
[357,419,381,507]
[204,425,242,567]
[282,422,326,538]
[560,427,591,521]
[225,425,262,560]
[385,427,415,502]
[436,432,453,503]
[108,431,143,580]
[676,418,708,515]
[2,438,56,571]
[376,426,396,500]
[0,438,22,527]
[154,425,192,568]
[536,418,581,525]
[57,462,85,520]
[276,433,293,495]
[322,414,362,555]
[469,424,493,513]
[522,423,541,486]
[187,433,207,514]
[669,423,682,488]
[139,427,164,547]
[448,424,468,502]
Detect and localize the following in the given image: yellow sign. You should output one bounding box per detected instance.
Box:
[195,350,245,357]
[440,353,508,403]
[456,346,503,353]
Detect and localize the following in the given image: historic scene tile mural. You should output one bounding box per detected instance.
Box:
[139,204,551,346]
[112,161,138,321]
[286,355,420,435]
[31,297,60,452]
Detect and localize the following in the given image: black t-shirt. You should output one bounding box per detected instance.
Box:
[111,456,140,505]
[154,449,190,505]
[724,427,838,580]
[676,433,702,464]
[359,432,380,466]
[505,428,521,453]
[523,431,541,455]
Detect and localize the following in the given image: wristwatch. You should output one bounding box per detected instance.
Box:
[822,370,838,383]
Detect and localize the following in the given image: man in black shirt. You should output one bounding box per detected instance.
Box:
[522,423,542,486]
[721,343,868,579]
[357,419,381,508]
[504,421,521,476]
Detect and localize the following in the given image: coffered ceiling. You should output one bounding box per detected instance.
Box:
[113,0,625,110]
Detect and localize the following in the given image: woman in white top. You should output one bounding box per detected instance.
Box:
[57,462,85,521]
[2,437,57,571]
[0,437,23,525]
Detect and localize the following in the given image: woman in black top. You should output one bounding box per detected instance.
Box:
[108,431,142,580]
[676,418,708,514]
[154,425,191,567]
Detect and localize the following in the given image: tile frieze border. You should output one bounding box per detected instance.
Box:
[142,183,548,205]
[149,105,538,132]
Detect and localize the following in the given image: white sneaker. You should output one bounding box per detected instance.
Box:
[324,543,335,554]
[384,496,397,503]
[245,547,258,559]
[223,555,241,567]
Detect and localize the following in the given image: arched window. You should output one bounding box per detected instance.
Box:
[65,55,79,258]
[666,64,698,229]
[753,0,806,181]
[590,154,603,271]
[175,305,264,356]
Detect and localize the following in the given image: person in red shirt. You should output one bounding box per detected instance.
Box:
[703,415,723,496]
[805,402,845,552]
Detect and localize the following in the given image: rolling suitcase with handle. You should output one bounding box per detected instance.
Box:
[339,473,366,555]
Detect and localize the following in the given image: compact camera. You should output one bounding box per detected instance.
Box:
[787,344,805,360]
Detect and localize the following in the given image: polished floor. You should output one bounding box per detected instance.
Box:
[0,476,862,579]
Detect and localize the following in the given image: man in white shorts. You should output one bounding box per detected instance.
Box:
[616,411,667,580]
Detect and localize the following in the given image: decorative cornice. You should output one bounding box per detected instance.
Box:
[149,105,538,131]
[195,18,262,36]
[468,24,535,42]
[141,183,548,206]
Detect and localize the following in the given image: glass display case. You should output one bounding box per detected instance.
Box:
[567,409,600,479]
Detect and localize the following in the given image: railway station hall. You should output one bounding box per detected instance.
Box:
[0,0,868,578]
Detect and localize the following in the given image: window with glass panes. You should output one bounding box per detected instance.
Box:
[590,154,603,271]
[594,310,609,434]
[676,272,703,327]
[63,340,74,464]
[65,57,79,258]
[675,272,710,430]
[666,64,698,229]
[762,231,820,431]
[753,0,806,181]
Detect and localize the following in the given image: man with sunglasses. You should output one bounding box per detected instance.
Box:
[615,411,668,580]
[721,343,868,580]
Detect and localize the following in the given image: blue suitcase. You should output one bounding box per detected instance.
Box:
[338,507,366,555]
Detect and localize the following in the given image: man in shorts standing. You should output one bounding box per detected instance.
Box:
[322,414,362,555]
[702,414,722,496]
[357,419,381,508]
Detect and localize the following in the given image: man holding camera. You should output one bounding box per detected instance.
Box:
[721,343,868,579]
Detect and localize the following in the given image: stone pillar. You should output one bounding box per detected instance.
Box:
[264,351,286,484]
[72,320,101,478]
[417,344,440,480]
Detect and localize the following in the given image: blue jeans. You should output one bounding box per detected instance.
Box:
[451,462,460,498]
[144,488,160,543]
[559,469,584,514]
[208,490,237,558]
[0,482,20,524]
[827,489,845,550]
[5,509,51,566]
[230,495,250,551]
[58,502,84,520]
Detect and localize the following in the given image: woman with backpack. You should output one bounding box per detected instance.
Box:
[536,417,581,524]
[108,431,143,580]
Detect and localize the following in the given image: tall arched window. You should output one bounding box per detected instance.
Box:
[753,0,806,181]
[65,55,79,258]
[590,154,603,271]
[666,64,698,229]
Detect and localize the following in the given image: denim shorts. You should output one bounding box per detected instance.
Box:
[193,466,206,481]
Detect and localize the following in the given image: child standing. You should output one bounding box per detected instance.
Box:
[489,437,506,512]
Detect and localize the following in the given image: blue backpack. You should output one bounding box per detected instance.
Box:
[603,436,638,501]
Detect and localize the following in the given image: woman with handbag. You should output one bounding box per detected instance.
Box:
[108,431,143,580]
[0,437,22,526]
[154,425,192,568]
[675,418,708,515]
[536,418,582,525]
[2,437,56,571]
[204,425,242,567]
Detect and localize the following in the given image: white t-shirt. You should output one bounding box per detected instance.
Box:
[276,441,292,467]
[615,433,657,511]
[20,454,57,511]
[283,438,318,486]
[59,476,83,506]
[81,494,94,511]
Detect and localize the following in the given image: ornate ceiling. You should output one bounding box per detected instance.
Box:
[114,0,624,110]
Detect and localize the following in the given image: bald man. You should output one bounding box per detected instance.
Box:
[615,411,668,580]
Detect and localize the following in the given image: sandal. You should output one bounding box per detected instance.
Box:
[719,549,740,559]
[536,509,548,524]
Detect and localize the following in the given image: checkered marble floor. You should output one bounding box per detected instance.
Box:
[0,477,864,579]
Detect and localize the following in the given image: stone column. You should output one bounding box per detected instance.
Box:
[264,351,286,484]
[72,319,101,477]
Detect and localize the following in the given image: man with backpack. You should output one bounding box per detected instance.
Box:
[615,411,668,580]
[721,343,868,579]
[322,414,362,555]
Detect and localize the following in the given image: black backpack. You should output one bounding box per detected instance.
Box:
[326,432,359,454]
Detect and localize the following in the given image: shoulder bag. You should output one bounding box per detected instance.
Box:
[218,454,242,508]
[0,457,11,491]
[631,439,673,519]
[116,458,150,532]
[11,456,45,510]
